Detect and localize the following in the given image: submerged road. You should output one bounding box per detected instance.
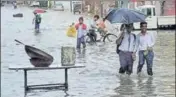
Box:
[1,6,175,97]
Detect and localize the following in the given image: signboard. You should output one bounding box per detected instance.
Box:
[61,46,76,66]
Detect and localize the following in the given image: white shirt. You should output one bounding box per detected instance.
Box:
[77,25,87,38]
[137,32,155,51]
[119,31,138,52]
[89,19,100,30]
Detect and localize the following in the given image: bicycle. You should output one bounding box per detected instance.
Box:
[85,28,118,45]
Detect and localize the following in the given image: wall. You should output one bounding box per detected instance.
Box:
[163,0,175,16]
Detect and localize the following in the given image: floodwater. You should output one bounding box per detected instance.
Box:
[1,6,175,97]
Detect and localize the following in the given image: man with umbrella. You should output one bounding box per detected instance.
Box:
[104,8,146,75]
[117,23,138,75]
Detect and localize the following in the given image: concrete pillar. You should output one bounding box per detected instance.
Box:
[70,0,72,12]
[100,0,103,17]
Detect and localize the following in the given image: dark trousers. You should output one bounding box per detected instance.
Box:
[35,23,40,30]
[119,51,134,75]
[89,29,97,41]
[137,50,154,76]
[77,37,86,49]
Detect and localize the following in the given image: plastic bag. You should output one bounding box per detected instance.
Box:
[66,25,77,37]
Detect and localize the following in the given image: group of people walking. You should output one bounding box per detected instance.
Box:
[74,15,155,76]
[32,13,155,76]
[116,22,155,76]
[75,15,107,49]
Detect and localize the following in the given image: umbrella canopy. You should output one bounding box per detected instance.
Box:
[105,8,146,24]
[34,9,46,13]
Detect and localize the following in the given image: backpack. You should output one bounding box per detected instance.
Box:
[116,34,136,54]
[36,15,41,24]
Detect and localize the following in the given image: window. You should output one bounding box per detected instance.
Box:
[140,8,152,16]
[146,8,152,16]
[153,8,156,16]
[141,9,147,15]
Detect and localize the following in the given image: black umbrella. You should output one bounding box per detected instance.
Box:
[105,8,146,24]
[15,39,54,67]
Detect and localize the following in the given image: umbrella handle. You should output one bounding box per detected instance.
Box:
[14,39,25,45]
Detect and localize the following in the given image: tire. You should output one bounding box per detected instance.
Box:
[85,34,95,45]
[103,33,117,43]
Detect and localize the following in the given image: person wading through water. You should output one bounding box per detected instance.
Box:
[75,17,87,49]
[33,12,42,32]
[116,23,138,75]
[136,22,155,76]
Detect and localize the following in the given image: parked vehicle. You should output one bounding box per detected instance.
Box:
[73,4,81,14]
[52,3,64,11]
[133,5,175,29]
[30,1,40,7]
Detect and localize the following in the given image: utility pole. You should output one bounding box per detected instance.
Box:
[100,0,103,18]
[70,0,72,12]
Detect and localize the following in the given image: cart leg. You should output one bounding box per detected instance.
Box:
[24,69,28,92]
[65,68,68,90]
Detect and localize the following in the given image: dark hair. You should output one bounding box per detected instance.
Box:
[79,17,83,21]
[140,22,147,27]
[120,23,134,31]
[94,15,100,19]
[120,24,125,31]
[103,18,106,22]
[33,12,37,14]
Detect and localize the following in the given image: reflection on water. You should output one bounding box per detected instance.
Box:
[115,76,135,96]
[1,7,175,97]
[137,77,156,97]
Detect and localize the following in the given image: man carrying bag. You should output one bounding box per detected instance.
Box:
[116,24,137,75]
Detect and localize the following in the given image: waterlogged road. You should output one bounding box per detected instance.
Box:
[1,6,175,97]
